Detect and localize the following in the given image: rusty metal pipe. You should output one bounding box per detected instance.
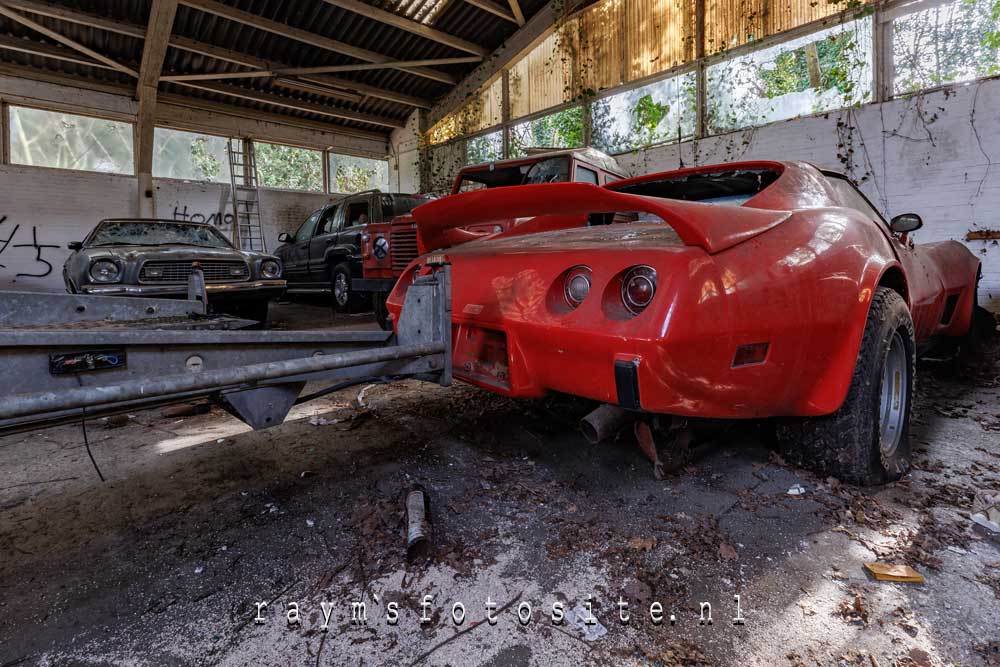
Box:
[580,404,634,444]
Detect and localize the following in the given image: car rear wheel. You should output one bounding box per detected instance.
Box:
[776,287,915,486]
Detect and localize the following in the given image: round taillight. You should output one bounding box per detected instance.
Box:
[621,266,657,315]
[563,265,592,308]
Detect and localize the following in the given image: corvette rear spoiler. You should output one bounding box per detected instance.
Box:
[410,182,791,254]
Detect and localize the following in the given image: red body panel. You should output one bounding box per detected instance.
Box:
[387,161,980,418]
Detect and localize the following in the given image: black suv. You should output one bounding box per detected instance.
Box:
[275,190,430,312]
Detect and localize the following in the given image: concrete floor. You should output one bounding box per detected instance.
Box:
[0,301,998,667]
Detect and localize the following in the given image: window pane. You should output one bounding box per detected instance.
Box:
[508,106,584,158]
[153,128,231,183]
[9,106,134,174]
[466,131,503,165]
[328,153,389,193]
[706,17,872,134]
[254,142,323,191]
[892,0,1000,95]
[591,72,697,154]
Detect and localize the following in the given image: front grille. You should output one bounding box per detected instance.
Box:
[139,260,249,284]
[390,229,418,271]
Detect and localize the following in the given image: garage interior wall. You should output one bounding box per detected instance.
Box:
[0,74,388,292]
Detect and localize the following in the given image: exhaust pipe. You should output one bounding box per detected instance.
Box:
[580,404,634,444]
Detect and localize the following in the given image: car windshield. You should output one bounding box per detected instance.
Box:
[610,169,779,206]
[87,221,234,248]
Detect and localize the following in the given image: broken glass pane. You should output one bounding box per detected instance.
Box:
[508,106,585,158]
[9,106,134,175]
[706,16,873,134]
[328,153,389,193]
[892,0,1000,95]
[465,131,503,165]
[153,128,231,183]
[591,71,697,154]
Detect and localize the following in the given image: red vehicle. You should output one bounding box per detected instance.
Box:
[360,148,623,328]
[386,161,983,485]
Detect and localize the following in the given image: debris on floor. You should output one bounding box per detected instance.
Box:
[864,562,926,583]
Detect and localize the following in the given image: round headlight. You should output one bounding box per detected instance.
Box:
[373,236,389,260]
[260,259,282,279]
[563,265,592,308]
[621,266,657,315]
[89,259,121,283]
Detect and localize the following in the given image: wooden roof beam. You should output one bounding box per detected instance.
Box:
[0,3,138,76]
[177,0,459,85]
[321,0,487,56]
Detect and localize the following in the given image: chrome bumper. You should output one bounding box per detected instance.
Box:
[80,279,287,298]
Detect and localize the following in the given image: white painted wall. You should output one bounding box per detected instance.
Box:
[615,78,1000,309]
[389,110,422,194]
[0,164,332,292]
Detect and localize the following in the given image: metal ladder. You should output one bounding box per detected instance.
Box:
[227,139,266,252]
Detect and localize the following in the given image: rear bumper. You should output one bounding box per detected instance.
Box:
[80,280,286,300]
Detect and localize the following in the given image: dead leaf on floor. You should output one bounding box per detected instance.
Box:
[628,536,656,551]
[864,562,925,583]
[836,591,870,625]
[719,542,738,561]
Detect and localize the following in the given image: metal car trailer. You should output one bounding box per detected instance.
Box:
[0,265,451,434]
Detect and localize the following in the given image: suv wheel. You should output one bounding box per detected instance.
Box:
[330,262,367,313]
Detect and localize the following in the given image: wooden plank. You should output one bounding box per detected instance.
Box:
[177,0,458,84]
[462,0,519,23]
[170,80,406,128]
[0,33,120,71]
[161,57,481,82]
[138,0,178,89]
[0,4,138,76]
[507,0,526,25]
[321,0,487,56]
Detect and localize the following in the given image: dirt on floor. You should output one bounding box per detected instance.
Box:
[0,303,998,667]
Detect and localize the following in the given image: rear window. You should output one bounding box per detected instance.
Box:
[610,169,779,206]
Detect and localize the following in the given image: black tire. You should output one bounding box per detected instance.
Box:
[776,287,915,486]
[330,262,367,314]
[373,291,392,331]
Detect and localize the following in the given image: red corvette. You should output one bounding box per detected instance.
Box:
[387,161,982,484]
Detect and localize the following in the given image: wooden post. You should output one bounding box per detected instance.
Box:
[695,0,707,139]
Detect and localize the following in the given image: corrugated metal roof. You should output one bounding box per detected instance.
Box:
[0,0,550,138]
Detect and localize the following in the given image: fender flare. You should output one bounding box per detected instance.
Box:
[802,259,909,415]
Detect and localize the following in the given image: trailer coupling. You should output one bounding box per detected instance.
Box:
[0,266,452,433]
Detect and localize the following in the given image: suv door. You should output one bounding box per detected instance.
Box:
[307,203,342,282]
[337,194,374,267]
[283,210,321,283]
